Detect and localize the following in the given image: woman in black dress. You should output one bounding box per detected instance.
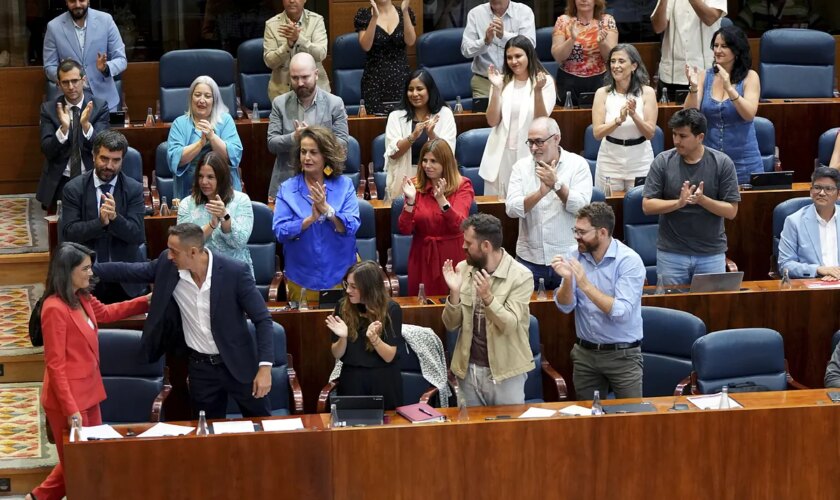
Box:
[354,0,417,115]
[326,260,403,409]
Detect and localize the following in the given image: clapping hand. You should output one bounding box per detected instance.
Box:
[536,160,558,192]
[488,64,504,90]
[56,102,71,131]
[401,0,410,13]
[365,321,383,345]
[485,22,496,45]
[715,64,733,89]
[206,194,226,222]
[278,22,301,46]
[369,0,380,18]
[618,103,629,124]
[99,193,116,225]
[196,119,214,142]
[293,119,308,141]
[425,114,439,136]
[96,52,108,73]
[409,120,426,142]
[492,16,504,39]
[473,269,493,303]
[309,180,329,213]
[567,22,578,42]
[684,64,700,88]
[597,28,608,43]
[433,178,448,202]
[401,176,416,203]
[325,315,349,338]
[80,101,93,130]
[626,97,637,117]
[678,180,693,207]
[535,72,547,90]
[566,259,590,288]
[550,255,573,280]
[687,181,704,205]
[442,259,462,292]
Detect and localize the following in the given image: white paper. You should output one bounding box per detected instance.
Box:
[518,407,557,419]
[559,404,593,416]
[687,393,743,410]
[261,418,304,432]
[137,422,196,438]
[212,420,256,434]
[80,424,124,441]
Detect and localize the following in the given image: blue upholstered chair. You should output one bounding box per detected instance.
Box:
[688,328,806,394]
[582,124,665,184]
[535,27,558,86]
[759,29,836,99]
[237,38,272,118]
[344,135,361,190]
[371,133,387,199]
[623,185,659,285]
[639,306,706,397]
[159,49,237,122]
[99,329,171,424]
[153,141,174,208]
[332,33,367,115]
[356,199,377,262]
[226,320,303,417]
[417,28,473,109]
[770,197,812,278]
[455,128,490,196]
[817,127,839,168]
[248,201,284,301]
[591,186,606,203]
[753,116,776,172]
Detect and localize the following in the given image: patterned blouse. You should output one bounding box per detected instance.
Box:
[176,190,254,276]
[553,14,617,77]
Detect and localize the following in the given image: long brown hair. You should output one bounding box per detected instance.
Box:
[502,35,548,87]
[192,151,234,205]
[339,261,392,351]
[413,139,461,197]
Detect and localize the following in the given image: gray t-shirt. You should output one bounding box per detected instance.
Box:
[643,147,741,255]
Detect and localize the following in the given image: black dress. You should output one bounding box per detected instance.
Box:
[332,300,404,409]
[353,7,416,116]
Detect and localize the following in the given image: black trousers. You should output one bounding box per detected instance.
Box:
[187,353,271,419]
[338,364,403,411]
[555,69,607,107]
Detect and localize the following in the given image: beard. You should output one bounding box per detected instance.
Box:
[295,84,315,101]
[577,239,598,255]
[465,251,487,271]
[70,6,88,20]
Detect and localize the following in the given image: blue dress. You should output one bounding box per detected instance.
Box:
[700,68,763,184]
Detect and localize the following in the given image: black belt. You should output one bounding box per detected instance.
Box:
[576,339,641,351]
[188,348,224,365]
[605,136,646,147]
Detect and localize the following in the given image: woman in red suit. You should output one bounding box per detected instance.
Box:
[28,242,149,500]
[398,139,475,296]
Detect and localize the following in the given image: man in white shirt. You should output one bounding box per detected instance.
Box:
[505,117,593,290]
[651,0,726,100]
[461,0,535,98]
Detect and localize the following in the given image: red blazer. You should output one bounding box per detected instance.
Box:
[41,294,149,415]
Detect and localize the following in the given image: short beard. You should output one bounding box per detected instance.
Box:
[70,6,88,20]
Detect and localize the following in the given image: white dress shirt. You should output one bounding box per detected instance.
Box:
[461,2,536,77]
[505,147,593,265]
[92,175,117,211]
[818,211,839,267]
[654,0,727,85]
[56,98,95,177]
[173,249,220,355]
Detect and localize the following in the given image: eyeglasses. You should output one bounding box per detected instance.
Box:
[525,134,557,148]
[811,184,838,194]
[571,227,597,237]
[341,280,358,291]
[59,78,83,88]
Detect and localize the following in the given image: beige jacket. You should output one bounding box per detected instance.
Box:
[263,10,331,102]
[442,250,534,382]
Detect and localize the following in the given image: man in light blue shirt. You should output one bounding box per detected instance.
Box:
[553,202,645,400]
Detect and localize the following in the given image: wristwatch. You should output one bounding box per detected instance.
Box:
[325,205,336,218]
[222,212,231,222]
[554,179,564,192]
[442,203,451,212]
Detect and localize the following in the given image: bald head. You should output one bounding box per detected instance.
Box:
[290,53,317,72]
[290,53,318,101]
[530,116,561,137]
[527,117,561,164]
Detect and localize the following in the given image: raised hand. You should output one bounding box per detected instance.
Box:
[365,321,383,344]
[488,64,504,90]
[684,64,700,87]
[550,255,573,280]
[96,52,108,73]
[293,119,308,141]
[401,0,410,13]
[80,101,94,130]
[442,259,462,292]
[535,72,547,90]
[325,315,349,338]
[401,176,416,203]
[206,194,226,219]
[369,0,380,19]
[678,180,693,207]
[56,102,71,131]
[99,194,116,225]
[536,160,558,190]
[473,269,493,303]
[425,114,439,136]
[433,178,448,201]
[687,181,704,205]
[715,64,733,89]
[626,97,637,117]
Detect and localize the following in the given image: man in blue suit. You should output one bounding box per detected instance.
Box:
[43,0,127,111]
[778,167,840,280]
[93,223,274,418]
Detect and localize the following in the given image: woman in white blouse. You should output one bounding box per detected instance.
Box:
[383,69,456,200]
[480,35,556,198]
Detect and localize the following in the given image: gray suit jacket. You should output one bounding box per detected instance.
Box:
[266,88,349,198]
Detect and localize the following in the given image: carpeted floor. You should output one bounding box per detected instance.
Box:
[0,194,48,255]
[0,284,44,357]
[0,382,57,469]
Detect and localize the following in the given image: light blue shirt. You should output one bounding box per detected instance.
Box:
[555,238,645,344]
[74,20,86,56]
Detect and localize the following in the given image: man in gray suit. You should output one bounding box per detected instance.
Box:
[267,52,349,199]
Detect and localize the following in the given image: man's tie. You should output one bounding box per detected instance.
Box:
[100,183,112,197]
[70,106,82,177]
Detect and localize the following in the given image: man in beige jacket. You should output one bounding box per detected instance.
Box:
[442,213,534,406]
[263,0,330,102]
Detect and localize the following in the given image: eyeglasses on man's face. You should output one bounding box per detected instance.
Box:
[59,78,83,88]
[571,227,597,237]
[525,134,557,148]
[811,184,838,194]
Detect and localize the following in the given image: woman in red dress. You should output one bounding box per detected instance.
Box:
[398,139,475,296]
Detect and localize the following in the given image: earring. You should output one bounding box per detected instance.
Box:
[323,166,334,176]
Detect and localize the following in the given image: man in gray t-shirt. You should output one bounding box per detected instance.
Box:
[642,109,740,285]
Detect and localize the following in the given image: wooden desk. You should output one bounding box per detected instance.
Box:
[64,390,840,500]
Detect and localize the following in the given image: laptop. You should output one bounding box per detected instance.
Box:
[689,272,744,293]
[317,289,345,310]
[633,176,647,187]
[749,171,794,190]
[331,395,384,426]
[374,101,400,116]
[472,97,489,113]
[109,111,126,126]
[674,89,689,105]
[577,92,596,109]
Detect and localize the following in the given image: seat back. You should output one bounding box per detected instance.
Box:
[535,27,558,83]
[357,199,377,262]
[344,135,361,190]
[227,321,290,416]
[99,329,166,424]
[455,128,491,196]
[390,196,413,295]
[759,29,836,99]
[372,133,387,199]
[237,38,272,118]
[154,141,174,203]
[159,49,237,122]
[590,187,605,203]
[691,328,788,394]
[397,331,448,406]
[640,307,706,397]
[122,147,143,184]
[332,34,367,115]
[817,128,840,167]
[417,28,473,110]
[248,201,277,300]
[623,185,659,284]
[771,197,812,272]
[753,116,776,172]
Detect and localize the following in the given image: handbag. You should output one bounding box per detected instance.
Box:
[29,296,45,347]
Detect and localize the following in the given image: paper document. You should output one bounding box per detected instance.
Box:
[804,281,840,289]
[212,420,256,434]
[137,422,196,438]
[518,407,557,419]
[687,393,743,410]
[559,405,592,416]
[261,418,305,432]
[80,424,123,441]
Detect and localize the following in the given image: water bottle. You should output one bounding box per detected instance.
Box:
[536,277,547,300]
[251,102,260,123]
[591,390,604,415]
[453,96,464,114]
[196,410,209,436]
[70,415,83,442]
[655,274,666,295]
[358,99,367,118]
[55,200,63,222]
[235,97,244,120]
[299,288,310,310]
[455,384,469,421]
[417,283,427,305]
[564,91,574,109]
[330,403,344,428]
[780,268,792,290]
[718,385,731,409]
[121,103,129,127]
[603,177,612,198]
[159,196,171,216]
[155,99,161,122]
[659,87,669,104]
[773,146,782,172]
[144,106,155,127]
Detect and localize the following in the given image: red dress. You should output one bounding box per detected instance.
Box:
[398,177,475,296]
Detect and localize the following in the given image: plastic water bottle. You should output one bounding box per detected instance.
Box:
[455,384,469,421]
[155,99,161,122]
[55,200,63,222]
[774,146,782,172]
[251,102,260,123]
[121,103,129,127]
[235,97,244,120]
[603,177,612,197]
[591,390,604,415]
[536,278,547,300]
[453,96,464,114]
[780,268,792,290]
[358,99,367,118]
[196,410,209,436]
[417,283,427,305]
[299,288,310,310]
[159,196,171,216]
[144,106,155,127]
[330,403,344,428]
[718,385,731,409]
[659,87,669,104]
[70,415,82,442]
[564,91,574,109]
[655,274,666,295]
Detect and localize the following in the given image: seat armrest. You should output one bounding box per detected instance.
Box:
[268,270,285,302]
[725,257,738,273]
[540,344,568,401]
[150,172,161,214]
[785,360,809,390]
[151,366,173,422]
[419,386,440,405]
[317,380,338,414]
[357,178,367,199]
[367,173,378,200]
[286,353,305,414]
[674,375,691,397]
[382,269,399,297]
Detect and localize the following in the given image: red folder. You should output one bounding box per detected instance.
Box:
[396,403,445,424]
